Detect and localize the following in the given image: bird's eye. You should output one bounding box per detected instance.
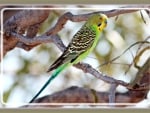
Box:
[98,23,101,27]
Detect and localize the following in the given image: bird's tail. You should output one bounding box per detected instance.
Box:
[29,63,69,103]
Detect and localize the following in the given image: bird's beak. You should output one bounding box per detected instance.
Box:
[103,19,107,28]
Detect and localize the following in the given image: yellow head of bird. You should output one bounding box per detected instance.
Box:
[87,13,108,31]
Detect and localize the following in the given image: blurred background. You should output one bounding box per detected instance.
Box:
[0,5,150,107]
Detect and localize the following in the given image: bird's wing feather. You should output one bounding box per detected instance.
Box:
[47,26,95,72]
[47,45,81,72]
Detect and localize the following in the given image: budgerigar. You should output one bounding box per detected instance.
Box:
[29,14,108,103]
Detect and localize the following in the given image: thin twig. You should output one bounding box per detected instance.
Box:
[109,84,118,104]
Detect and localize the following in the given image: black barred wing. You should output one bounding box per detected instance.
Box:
[47,26,96,72]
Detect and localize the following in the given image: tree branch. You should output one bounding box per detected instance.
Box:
[24,65,149,107]
[2,6,150,106]
[2,9,50,58]
[2,6,146,59]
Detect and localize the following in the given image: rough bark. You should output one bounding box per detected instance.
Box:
[1,5,150,107]
[24,60,149,107]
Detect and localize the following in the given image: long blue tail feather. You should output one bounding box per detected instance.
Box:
[29,63,69,103]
